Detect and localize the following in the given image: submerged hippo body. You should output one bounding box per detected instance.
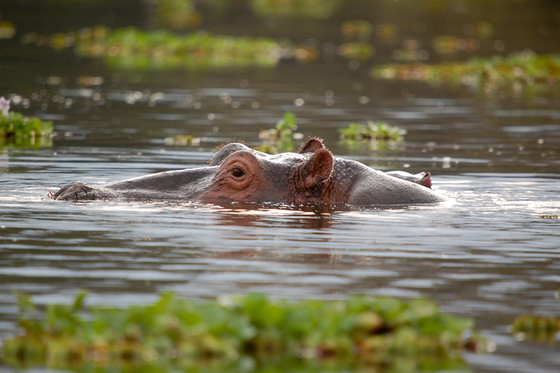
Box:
[54,139,446,207]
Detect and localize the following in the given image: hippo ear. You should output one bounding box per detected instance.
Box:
[300,148,333,189]
[298,138,325,154]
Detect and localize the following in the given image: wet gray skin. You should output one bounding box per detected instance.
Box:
[53,139,446,207]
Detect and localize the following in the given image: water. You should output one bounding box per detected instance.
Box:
[2,159,560,371]
[2,2,560,372]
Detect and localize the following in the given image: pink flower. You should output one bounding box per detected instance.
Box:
[0,97,10,117]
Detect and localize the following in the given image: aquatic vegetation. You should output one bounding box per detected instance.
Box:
[85,27,285,69]
[341,20,374,41]
[250,0,342,20]
[0,20,15,39]
[338,121,406,151]
[431,35,481,55]
[371,51,560,89]
[3,292,485,371]
[156,0,203,30]
[339,120,407,141]
[164,134,201,146]
[374,22,399,45]
[337,21,376,60]
[511,315,559,344]
[24,26,296,70]
[511,294,559,344]
[337,41,376,61]
[257,112,302,154]
[0,97,53,148]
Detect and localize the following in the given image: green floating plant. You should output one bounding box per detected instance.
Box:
[0,20,15,39]
[250,0,342,20]
[511,291,560,344]
[257,112,301,154]
[339,120,407,141]
[341,20,374,42]
[3,292,486,372]
[0,97,53,148]
[24,25,311,70]
[511,315,559,344]
[163,135,201,146]
[156,0,203,31]
[337,41,376,61]
[371,51,560,89]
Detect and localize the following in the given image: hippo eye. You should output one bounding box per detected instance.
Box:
[231,168,244,177]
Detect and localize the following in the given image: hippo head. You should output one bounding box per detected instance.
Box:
[200,139,335,205]
[54,138,445,206]
[54,139,339,205]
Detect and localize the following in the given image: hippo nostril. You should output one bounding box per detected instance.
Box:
[231,168,244,177]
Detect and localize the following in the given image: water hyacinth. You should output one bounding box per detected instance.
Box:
[163,134,201,146]
[339,120,407,141]
[0,97,53,148]
[257,112,302,154]
[3,292,487,371]
[511,315,559,344]
[511,292,560,344]
[371,51,560,90]
[156,0,203,31]
[250,0,343,20]
[25,26,309,70]
[0,20,16,39]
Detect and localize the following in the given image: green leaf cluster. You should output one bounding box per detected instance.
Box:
[99,28,282,70]
[337,41,376,60]
[163,135,201,146]
[0,111,53,148]
[28,25,289,70]
[250,0,343,20]
[371,51,560,89]
[511,315,559,344]
[257,112,299,154]
[156,0,202,31]
[3,292,484,371]
[339,120,406,141]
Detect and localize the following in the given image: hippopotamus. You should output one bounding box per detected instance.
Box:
[53,138,446,207]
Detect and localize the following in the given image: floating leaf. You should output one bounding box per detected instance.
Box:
[371,51,560,89]
[164,135,200,146]
[258,112,300,154]
[27,26,316,70]
[511,315,559,344]
[0,102,53,149]
[4,292,486,371]
[250,0,342,20]
[339,120,406,141]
